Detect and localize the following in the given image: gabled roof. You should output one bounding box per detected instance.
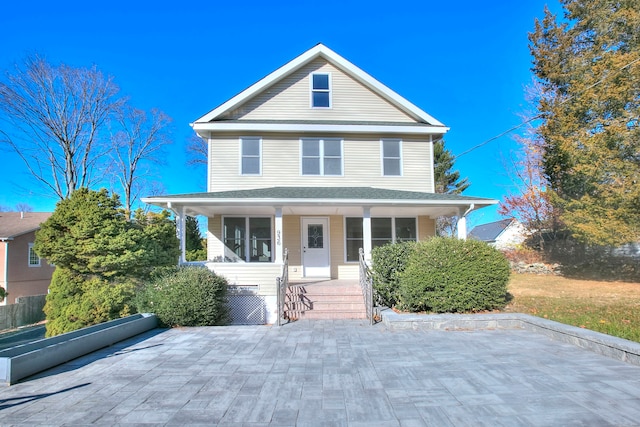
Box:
[0,212,52,239]
[469,218,516,242]
[193,43,446,128]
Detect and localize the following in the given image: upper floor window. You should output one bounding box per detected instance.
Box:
[382,139,402,176]
[28,243,41,267]
[311,73,331,108]
[301,138,342,175]
[241,137,261,175]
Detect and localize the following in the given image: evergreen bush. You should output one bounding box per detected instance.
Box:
[371,241,417,307]
[398,237,510,313]
[44,268,135,337]
[136,266,230,327]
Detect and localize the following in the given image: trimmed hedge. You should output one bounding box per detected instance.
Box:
[371,241,417,307]
[398,237,510,313]
[135,266,230,327]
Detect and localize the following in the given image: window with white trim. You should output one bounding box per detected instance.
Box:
[223,217,272,262]
[28,243,41,267]
[301,138,342,175]
[311,73,331,108]
[382,139,402,176]
[240,137,261,175]
[345,217,417,262]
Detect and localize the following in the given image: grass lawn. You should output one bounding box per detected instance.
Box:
[506,273,640,343]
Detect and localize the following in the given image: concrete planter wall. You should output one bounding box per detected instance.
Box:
[0,313,157,385]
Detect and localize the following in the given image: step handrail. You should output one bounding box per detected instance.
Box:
[359,248,374,325]
[276,248,289,326]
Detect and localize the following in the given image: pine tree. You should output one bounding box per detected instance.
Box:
[529,0,640,245]
[433,139,470,236]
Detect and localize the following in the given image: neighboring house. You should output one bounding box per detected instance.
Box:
[143,44,497,322]
[0,212,54,305]
[469,218,526,250]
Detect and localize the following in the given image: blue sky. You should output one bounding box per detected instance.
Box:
[0,0,562,227]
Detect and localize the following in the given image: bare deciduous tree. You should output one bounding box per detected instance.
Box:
[110,106,172,217]
[186,133,208,166]
[0,55,123,200]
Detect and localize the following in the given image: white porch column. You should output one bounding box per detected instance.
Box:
[456,204,474,240]
[274,207,283,263]
[174,205,187,264]
[457,215,467,240]
[362,206,372,262]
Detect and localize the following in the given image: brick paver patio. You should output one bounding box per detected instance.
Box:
[1,320,640,426]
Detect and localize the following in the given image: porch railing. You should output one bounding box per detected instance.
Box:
[359,248,374,325]
[276,248,289,326]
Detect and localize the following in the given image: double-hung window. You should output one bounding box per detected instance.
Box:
[223,217,272,262]
[241,137,261,175]
[301,138,342,175]
[382,139,402,176]
[311,73,331,108]
[28,243,41,267]
[345,217,417,262]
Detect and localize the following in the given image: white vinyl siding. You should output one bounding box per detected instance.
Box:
[220,59,416,122]
[240,137,261,175]
[209,136,433,192]
[382,139,402,176]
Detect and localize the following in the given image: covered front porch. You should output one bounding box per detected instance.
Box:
[142,187,497,324]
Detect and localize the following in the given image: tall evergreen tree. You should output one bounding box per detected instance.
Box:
[529,0,640,245]
[433,139,470,236]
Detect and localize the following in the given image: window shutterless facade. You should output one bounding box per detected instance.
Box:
[240,137,261,175]
[381,139,402,176]
[311,73,331,108]
[301,138,343,175]
[223,217,272,262]
[28,243,41,267]
[345,217,417,262]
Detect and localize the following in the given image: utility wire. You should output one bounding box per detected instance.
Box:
[455,54,640,159]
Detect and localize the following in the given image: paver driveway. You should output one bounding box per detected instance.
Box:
[1,320,640,426]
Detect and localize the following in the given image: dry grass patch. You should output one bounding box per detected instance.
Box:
[506,273,640,343]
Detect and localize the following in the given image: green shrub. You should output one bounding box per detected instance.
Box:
[44,268,135,337]
[398,237,510,313]
[136,266,230,327]
[371,241,417,307]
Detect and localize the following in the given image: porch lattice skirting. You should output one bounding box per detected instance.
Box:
[228,291,267,325]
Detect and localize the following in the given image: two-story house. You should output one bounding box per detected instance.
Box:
[143,44,496,323]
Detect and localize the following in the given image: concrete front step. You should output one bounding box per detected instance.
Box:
[285,280,367,320]
[287,301,366,311]
[288,293,364,303]
[297,310,367,320]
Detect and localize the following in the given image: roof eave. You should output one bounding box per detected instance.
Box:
[142,196,497,209]
[192,122,449,136]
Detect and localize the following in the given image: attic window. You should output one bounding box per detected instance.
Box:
[311,73,331,108]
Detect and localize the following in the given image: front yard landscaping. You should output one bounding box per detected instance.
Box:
[506,273,640,343]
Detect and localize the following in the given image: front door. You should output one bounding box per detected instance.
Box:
[302,217,330,277]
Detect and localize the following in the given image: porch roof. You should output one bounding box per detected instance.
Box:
[142,187,497,218]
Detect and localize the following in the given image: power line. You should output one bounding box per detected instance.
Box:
[455,55,640,159]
